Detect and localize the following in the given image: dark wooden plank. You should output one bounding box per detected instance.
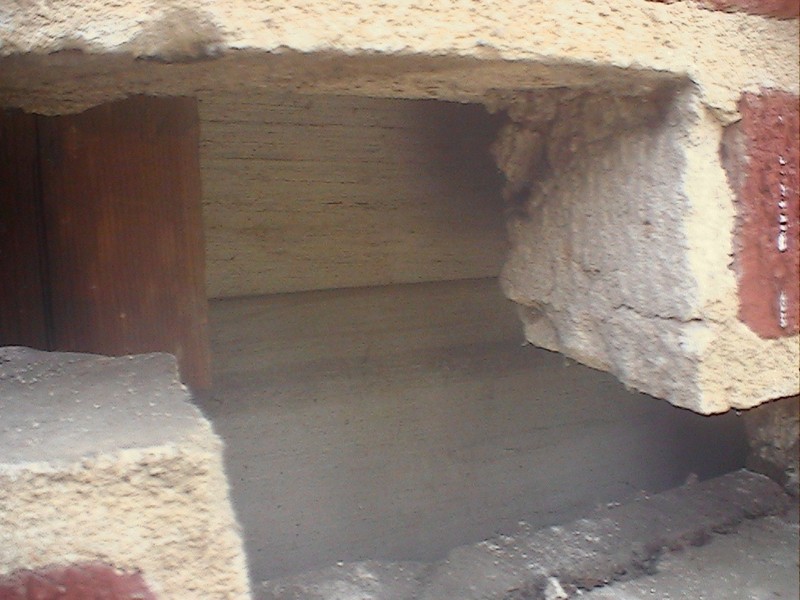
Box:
[38,96,211,389]
[0,108,49,348]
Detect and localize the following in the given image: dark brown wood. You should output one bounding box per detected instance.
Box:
[0,108,49,348]
[37,96,211,389]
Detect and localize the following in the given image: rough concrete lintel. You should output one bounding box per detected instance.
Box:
[0,0,797,116]
[0,50,682,116]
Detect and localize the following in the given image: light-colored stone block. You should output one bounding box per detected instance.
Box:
[0,347,251,599]
[494,84,799,413]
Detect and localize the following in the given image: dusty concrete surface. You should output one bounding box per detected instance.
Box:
[260,469,794,599]
[580,512,799,600]
[0,347,250,599]
[196,278,747,584]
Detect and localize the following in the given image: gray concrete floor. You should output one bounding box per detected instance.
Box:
[194,278,748,584]
[580,511,799,600]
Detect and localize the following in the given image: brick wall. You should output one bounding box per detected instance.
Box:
[0,563,156,600]
[723,89,800,338]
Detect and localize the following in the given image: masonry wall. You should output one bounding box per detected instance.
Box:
[0,0,797,412]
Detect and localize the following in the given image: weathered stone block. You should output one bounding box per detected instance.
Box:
[0,347,250,600]
[495,84,799,413]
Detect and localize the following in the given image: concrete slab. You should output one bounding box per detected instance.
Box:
[0,347,250,599]
[261,470,793,600]
[579,512,799,600]
[198,279,748,583]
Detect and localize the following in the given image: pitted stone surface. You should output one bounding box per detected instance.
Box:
[497,87,706,408]
[0,0,797,115]
[0,348,251,600]
[0,347,200,466]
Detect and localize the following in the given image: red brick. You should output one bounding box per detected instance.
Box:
[0,564,157,600]
[25,571,63,600]
[647,0,799,18]
[722,89,799,338]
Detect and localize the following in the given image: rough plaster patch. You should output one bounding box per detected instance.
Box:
[126,8,224,62]
[696,322,800,411]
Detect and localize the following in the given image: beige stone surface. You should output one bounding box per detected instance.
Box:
[0,347,250,600]
[0,0,797,113]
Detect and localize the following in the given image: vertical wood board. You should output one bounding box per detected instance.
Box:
[0,108,49,348]
[38,96,210,388]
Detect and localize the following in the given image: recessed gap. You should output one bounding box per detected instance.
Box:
[190,90,746,584]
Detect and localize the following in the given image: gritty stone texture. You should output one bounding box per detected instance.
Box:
[723,89,800,339]
[497,87,705,407]
[744,395,800,496]
[0,563,157,600]
[261,562,431,600]
[494,83,799,413]
[0,0,797,116]
[0,347,250,600]
[0,0,797,412]
[260,470,790,599]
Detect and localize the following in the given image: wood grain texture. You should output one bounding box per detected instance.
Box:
[0,108,49,348]
[37,96,211,388]
[199,92,508,298]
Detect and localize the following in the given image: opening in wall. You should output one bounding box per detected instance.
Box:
[189,90,746,584]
